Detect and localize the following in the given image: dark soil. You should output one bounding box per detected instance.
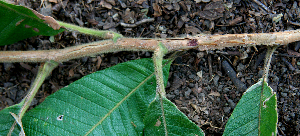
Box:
[1,0,300,135]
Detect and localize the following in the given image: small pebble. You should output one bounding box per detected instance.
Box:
[223,88,230,93]
[202,0,210,2]
[150,25,155,30]
[75,18,84,26]
[199,93,205,97]
[213,75,220,86]
[203,110,209,115]
[166,94,176,100]
[198,93,205,103]
[40,5,52,16]
[7,88,17,101]
[228,99,236,109]
[4,82,14,88]
[281,67,287,73]
[195,76,200,81]
[281,92,287,97]
[185,88,192,98]
[4,63,14,72]
[17,90,25,98]
[188,74,196,79]
[284,116,290,121]
[5,98,14,106]
[175,100,182,105]
[110,56,118,64]
[189,83,195,88]
[290,112,295,117]
[223,107,231,114]
[192,115,199,122]
[145,52,151,57]
[283,88,289,93]
[81,57,89,63]
[271,74,279,83]
[205,86,211,91]
[237,63,246,72]
[258,70,264,78]
[166,81,171,88]
[218,85,223,92]
[72,31,77,39]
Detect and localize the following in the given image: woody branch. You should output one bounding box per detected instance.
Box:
[1,29,300,63]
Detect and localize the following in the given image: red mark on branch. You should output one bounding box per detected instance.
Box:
[188,39,198,46]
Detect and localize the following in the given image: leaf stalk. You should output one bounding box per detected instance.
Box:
[8,60,58,135]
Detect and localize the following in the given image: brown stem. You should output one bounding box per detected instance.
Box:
[1,29,300,63]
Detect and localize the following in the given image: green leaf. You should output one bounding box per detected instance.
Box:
[12,58,173,135]
[223,79,277,136]
[0,1,64,46]
[0,103,22,136]
[143,96,204,136]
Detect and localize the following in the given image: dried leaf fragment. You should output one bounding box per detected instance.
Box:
[49,0,58,3]
[228,16,243,26]
[105,0,115,6]
[199,2,225,20]
[137,0,147,4]
[31,9,61,30]
[122,8,135,24]
[153,3,162,17]
[272,13,283,23]
[209,92,220,97]
[185,24,201,35]
[100,0,112,9]
[194,0,201,3]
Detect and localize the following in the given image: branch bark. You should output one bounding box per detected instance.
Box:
[1,29,300,63]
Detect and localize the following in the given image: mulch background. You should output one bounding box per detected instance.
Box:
[1,0,300,135]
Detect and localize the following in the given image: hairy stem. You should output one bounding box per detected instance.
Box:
[2,29,300,63]
[18,60,58,118]
[258,45,278,134]
[262,45,278,81]
[153,42,168,96]
[153,42,168,136]
[8,60,58,135]
[57,21,123,41]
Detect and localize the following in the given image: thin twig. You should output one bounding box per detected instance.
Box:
[208,54,213,79]
[120,18,155,28]
[287,20,300,27]
[251,0,273,13]
[1,29,300,63]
